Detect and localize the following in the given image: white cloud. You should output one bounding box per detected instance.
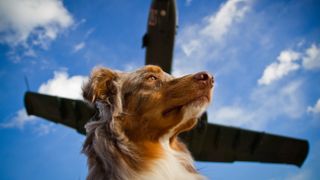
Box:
[181,39,201,57]
[307,99,320,115]
[303,44,320,70]
[181,0,252,55]
[38,70,87,99]
[0,0,73,48]
[258,50,301,85]
[174,0,252,75]
[200,0,251,41]
[210,80,305,130]
[73,42,86,52]
[211,105,256,127]
[0,109,55,135]
[0,109,36,129]
[258,43,320,86]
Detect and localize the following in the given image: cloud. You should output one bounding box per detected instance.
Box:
[0,109,36,129]
[200,0,251,41]
[0,0,73,48]
[210,80,305,129]
[210,105,255,127]
[303,44,320,70]
[174,0,252,75]
[258,43,320,85]
[38,70,87,99]
[307,99,320,115]
[258,50,301,85]
[180,0,252,55]
[0,109,55,135]
[73,42,86,52]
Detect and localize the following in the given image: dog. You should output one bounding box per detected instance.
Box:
[82,65,214,180]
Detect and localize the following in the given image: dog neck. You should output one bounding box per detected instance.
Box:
[82,102,204,180]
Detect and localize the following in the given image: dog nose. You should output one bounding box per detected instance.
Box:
[193,71,214,85]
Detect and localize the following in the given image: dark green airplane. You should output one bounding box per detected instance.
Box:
[24,0,308,167]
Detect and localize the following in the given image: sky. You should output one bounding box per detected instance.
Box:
[0,0,319,179]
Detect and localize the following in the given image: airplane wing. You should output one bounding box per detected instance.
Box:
[24,91,95,134]
[180,123,309,167]
[24,91,308,167]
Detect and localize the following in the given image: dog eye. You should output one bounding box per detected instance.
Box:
[147,75,157,81]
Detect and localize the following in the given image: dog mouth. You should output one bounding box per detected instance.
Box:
[162,95,210,117]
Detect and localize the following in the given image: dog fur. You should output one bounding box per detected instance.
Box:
[82,65,214,180]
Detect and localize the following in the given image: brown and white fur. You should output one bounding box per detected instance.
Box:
[82,65,214,180]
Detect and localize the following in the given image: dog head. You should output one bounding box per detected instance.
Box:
[83,65,214,141]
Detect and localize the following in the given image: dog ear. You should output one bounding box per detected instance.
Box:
[82,67,120,103]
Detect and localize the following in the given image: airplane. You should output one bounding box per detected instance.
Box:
[24,0,308,167]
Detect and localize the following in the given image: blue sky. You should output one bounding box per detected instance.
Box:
[0,0,319,179]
